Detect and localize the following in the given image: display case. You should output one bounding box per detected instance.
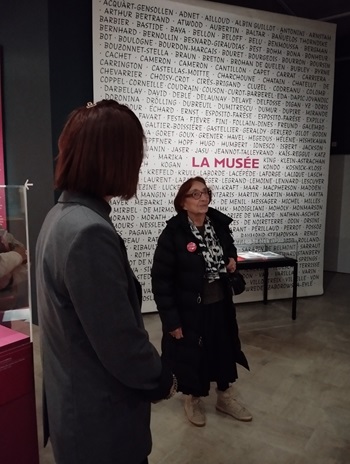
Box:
[0,184,39,464]
[235,241,298,261]
[0,184,32,337]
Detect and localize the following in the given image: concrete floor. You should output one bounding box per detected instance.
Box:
[33,271,350,463]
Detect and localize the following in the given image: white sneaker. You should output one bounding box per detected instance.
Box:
[184,395,206,426]
[216,387,252,422]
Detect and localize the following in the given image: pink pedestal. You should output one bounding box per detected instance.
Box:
[0,325,39,464]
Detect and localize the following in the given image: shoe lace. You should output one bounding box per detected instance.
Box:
[192,398,205,418]
[227,397,248,414]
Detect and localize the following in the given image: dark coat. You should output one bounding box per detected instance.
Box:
[151,208,249,390]
[36,192,172,464]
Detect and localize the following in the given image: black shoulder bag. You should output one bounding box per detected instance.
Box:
[229,271,246,295]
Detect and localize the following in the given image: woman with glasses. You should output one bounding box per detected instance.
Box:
[151,176,252,427]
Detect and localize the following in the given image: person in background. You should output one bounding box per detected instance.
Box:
[0,228,28,312]
[36,100,176,464]
[0,229,27,290]
[151,176,251,427]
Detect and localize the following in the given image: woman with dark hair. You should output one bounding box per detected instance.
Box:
[36,100,176,464]
[151,176,251,427]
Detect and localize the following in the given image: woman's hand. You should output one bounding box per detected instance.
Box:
[169,327,183,339]
[226,257,236,273]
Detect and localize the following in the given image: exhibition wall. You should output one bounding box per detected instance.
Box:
[92,0,336,311]
[325,55,350,274]
[0,0,54,322]
[325,155,350,274]
[0,0,93,323]
[0,0,349,320]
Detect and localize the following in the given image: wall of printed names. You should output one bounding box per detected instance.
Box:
[92,0,336,312]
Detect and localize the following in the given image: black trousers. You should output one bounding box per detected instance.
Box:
[140,459,149,464]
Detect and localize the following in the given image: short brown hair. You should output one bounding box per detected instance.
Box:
[174,176,212,213]
[55,99,145,199]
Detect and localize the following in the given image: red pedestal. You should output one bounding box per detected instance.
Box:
[0,325,39,464]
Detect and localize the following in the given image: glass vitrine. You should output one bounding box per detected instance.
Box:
[0,184,32,343]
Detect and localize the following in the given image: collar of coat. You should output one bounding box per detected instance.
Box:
[165,207,233,231]
[58,191,112,224]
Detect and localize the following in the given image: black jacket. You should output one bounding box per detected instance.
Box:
[151,207,249,377]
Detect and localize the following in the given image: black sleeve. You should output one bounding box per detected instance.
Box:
[151,228,182,333]
[137,364,174,402]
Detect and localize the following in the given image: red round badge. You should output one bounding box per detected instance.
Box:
[187,242,197,252]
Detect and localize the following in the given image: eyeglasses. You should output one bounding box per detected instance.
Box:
[185,188,212,200]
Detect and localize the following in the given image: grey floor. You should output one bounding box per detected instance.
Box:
[33,271,350,463]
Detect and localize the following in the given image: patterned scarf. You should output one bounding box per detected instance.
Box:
[188,216,227,283]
